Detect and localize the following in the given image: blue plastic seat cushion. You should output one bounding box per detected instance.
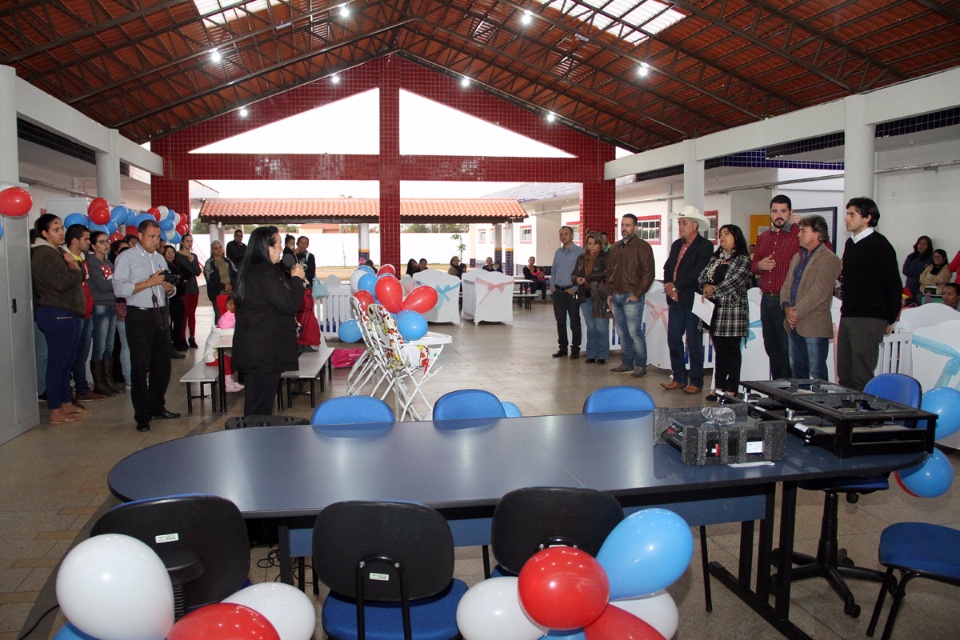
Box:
[879,522,960,580]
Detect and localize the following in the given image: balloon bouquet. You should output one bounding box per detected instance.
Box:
[338,264,439,344]
[893,386,960,498]
[54,533,316,640]
[0,185,34,240]
[456,508,693,640]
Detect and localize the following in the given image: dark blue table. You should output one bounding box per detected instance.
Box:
[108,412,924,639]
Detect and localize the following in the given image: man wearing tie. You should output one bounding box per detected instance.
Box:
[113,220,181,432]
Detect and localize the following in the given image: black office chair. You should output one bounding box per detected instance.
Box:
[90,495,250,619]
[773,373,923,617]
[313,501,467,640]
[490,486,624,576]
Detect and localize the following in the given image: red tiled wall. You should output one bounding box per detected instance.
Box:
[150,164,189,222]
[580,177,617,242]
[379,57,401,269]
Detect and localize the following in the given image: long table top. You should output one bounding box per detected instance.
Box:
[108,412,924,519]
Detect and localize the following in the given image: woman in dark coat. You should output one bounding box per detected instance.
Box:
[698,224,752,401]
[571,231,610,364]
[231,226,305,416]
[202,240,237,325]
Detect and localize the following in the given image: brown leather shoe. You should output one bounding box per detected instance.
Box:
[660,381,687,391]
[682,385,702,395]
[76,389,106,401]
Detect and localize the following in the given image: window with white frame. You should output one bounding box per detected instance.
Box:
[478,229,487,243]
[520,226,532,243]
[636,216,661,244]
[705,210,719,243]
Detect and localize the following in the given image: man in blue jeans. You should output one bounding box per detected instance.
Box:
[606,214,655,378]
[65,224,105,402]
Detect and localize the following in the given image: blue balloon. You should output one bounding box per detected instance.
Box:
[396,310,427,341]
[105,221,117,234]
[160,227,170,242]
[897,448,954,498]
[596,508,693,600]
[170,231,182,245]
[54,622,99,640]
[135,213,154,228]
[921,387,960,441]
[165,207,177,222]
[0,220,4,241]
[159,218,175,231]
[338,319,362,343]
[545,631,585,639]
[63,213,89,229]
[89,223,108,234]
[110,205,128,224]
[358,273,377,296]
[358,265,376,275]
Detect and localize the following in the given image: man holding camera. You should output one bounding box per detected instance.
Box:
[113,219,181,432]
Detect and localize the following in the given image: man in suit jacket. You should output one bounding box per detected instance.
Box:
[661,206,714,393]
[780,215,841,381]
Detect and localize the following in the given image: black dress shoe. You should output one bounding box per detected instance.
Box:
[597,359,606,365]
[706,394,720,402]
[152,409,181,420]
[551,350,567,358]
[569,351,580,360]
[584,358,596,364]
[136,423,150,432]
[188,338,199,349]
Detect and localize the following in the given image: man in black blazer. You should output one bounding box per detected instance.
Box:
[661,206,714,394]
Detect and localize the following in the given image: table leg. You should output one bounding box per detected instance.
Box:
[775,482,798,618]
[277,522,294,585]
[217,346,227,412]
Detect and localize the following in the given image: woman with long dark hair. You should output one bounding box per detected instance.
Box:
[31,214,87,423]
[176,234,203,348]
[919,249,951,297]
[902,235,933,301]
[86,230,124,396]
[698,224,752,401]
[231,226,305,416]
[572,232,610,364]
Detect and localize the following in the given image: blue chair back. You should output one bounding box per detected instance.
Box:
[583,385,655,413]
[501,401,523,417]
[864,373,922,409]
[433,389,507,420]
[311,396,395,425]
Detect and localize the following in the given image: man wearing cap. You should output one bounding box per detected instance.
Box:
[607,214,655,377]
[661,206,713,394]
[751,195,802,379]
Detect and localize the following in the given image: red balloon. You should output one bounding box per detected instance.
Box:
[401,285,439,314]
[375,275,403,314]
[167,603,279,640]
[584,604,666,640]
[518,547,609,630]
[377,264,396,276]
[109,232,124,242]
[0,187,33,217]
[177,223,188,235]
[353,289,375,312]
[148,207,162,221]
[87,197,108,215]
[89,206,110,225]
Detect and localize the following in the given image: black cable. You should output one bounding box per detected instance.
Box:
[17,603,59,640]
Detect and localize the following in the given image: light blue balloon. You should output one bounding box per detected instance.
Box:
[338,319,362,343]
[159,218,175,231]
[170,231,182,245]
[358,265,376,275]
[89,223,108,234]
[921,387,960,441]
[358,273,377,296]
[544,631,585,639]
[596,508,693,600]
[63,213,89,229]
[898,448,954,498]
[105,221,117,235]
[54,622,99,640]
[0,220,4,241]
[110,205,128,224]
[136,213,155,228]
[165,207,177,222]
[397,310,427,341]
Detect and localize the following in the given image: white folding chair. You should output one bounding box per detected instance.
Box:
[345,298,391,398]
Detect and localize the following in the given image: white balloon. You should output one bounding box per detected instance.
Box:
[223,582,316,640]
[349,269,366,293]
[157,205,169,216]
[55,534,174,640]
[611,590,679,640]
[456,577,546,640]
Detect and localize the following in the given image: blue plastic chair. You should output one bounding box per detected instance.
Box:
[784,373,923,618]
[314,501,467,640]
[501,401,523,417]
[582,385,655,413]
[433,389,506,420]
[867,522,960,640]
[311,395,395,425]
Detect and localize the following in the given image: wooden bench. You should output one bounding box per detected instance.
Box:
[280,345,335,408]
[180,361,219,413]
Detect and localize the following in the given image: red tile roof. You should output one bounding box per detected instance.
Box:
[199,198,527,224]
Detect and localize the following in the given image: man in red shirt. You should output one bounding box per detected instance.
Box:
[751,195,802,379]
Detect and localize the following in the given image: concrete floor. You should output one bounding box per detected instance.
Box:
[4,300,959,639]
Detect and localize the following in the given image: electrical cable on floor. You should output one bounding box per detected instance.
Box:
[17,603,59,640]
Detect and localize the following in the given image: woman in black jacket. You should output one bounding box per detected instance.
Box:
[231,226,305,416]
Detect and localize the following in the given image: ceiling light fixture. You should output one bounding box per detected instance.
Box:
[521,10,533,26]
[331,74,341,84]
[460,76,470,88]
[637,62,650,77]
[239,107,248,118]
[546,112,556,123]
[209,49,222,63]
[339,4,350,18]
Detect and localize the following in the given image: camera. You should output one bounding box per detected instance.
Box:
[163,271,180,285]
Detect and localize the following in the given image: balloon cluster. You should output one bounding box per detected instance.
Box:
[338,264,439,344]
[61,202,188,245]
[894,386,960,499]
[54,533,315,640]
[456,508,692,640]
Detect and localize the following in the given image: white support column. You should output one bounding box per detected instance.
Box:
[210,222,223,247]
[96,129,122,205]
[843,94,876,203]
[358,223,370,265]
[0,66,18,184]
[683,140,705,213]
[494,223,504,265]
[503,222,514,275]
